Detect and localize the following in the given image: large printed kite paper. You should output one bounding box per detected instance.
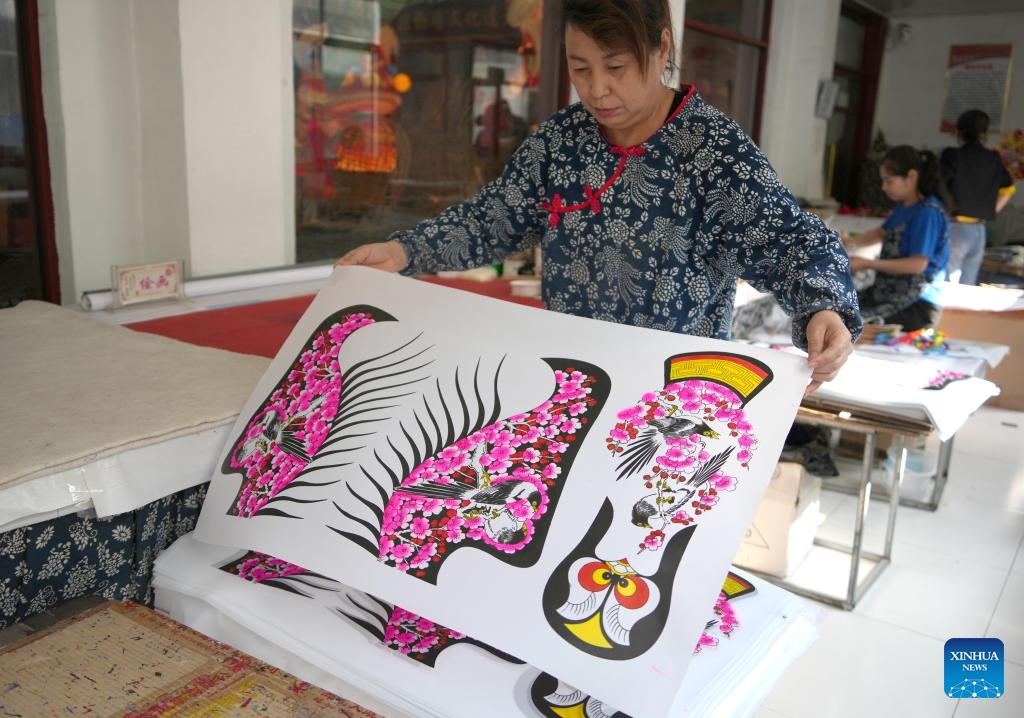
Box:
[195,266,810,717]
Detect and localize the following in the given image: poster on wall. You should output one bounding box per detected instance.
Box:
[940,43,1013,134]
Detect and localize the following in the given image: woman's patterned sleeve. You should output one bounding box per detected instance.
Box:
[698,116,863,348]
[391,132,550,277]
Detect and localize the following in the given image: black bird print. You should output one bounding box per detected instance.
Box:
[630,447,734,528]
[615,414,720,481]
[232,400,325,466]
[396,479,541,508]
[392,445,544,544]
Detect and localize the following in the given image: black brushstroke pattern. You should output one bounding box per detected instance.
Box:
[216,550,342,599]
[529,672,631,718]
[328,357,506,545]
[334,592,525,668]
[329,358,612,585]
[224,304,438,518]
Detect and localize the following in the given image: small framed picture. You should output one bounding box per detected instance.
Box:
[814,80,840,119]
[111,260,185,308]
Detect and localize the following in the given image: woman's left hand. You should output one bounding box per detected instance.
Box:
[804,310,854,396]
[848,256,869,273]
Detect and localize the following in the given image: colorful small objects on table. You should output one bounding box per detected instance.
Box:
[876,327,949,354]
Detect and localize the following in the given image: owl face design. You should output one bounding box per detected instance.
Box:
[529,672,628,718]
[542,499,696,659]
[557,556,659,651]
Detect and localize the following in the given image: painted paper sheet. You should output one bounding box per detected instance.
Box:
[154,533,820,718]
[194,266,810,717]
[809,352,998,440]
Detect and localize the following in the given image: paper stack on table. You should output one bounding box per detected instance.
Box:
[154,533,820,718]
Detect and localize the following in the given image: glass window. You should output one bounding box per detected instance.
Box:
[292,0,546,264]
[833,73,861,113]
[0,0,44,307]
[681,29,762,135]
[679,1,770,140]
[834,14,864,69]
[685,0,766,38]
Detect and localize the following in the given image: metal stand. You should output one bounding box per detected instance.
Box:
[825,433,955,512]
[748,400,932,610]
[895,435,954,511]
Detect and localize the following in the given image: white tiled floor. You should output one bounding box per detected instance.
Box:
[754,406,1024,718]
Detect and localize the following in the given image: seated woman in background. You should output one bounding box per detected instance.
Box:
[842,145,950,332]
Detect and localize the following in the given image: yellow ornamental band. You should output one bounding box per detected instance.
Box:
[666,352,772,404]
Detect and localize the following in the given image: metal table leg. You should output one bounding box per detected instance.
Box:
[894,434,953,512]
[749,425,905,610]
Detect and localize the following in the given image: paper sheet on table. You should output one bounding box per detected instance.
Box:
[193,266,810,718]
[813,352,999,440]
[0,301,267,493]
[937,282,1024,312]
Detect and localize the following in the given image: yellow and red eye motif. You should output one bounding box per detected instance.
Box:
[613,574,650,609]
[577,561,613,591]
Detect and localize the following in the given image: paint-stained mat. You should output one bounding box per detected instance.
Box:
[0,600,380,717]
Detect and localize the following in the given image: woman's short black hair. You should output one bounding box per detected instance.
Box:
[562,0,674,78]
[955,109,990,143]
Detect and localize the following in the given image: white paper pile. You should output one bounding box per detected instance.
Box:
[154,533,819,718]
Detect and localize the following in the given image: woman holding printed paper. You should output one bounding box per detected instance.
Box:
[337,0,862,394]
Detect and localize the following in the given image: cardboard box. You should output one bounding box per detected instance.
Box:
[733,462,821,578]
[937,307,1024,411]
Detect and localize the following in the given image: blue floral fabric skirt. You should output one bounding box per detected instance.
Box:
[0,483,207,629]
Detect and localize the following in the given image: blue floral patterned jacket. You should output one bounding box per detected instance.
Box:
[393,89,862,349]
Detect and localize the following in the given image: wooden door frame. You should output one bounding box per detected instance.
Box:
[838,1,886,166]
[15,0,59,303]
[682,0,772,144]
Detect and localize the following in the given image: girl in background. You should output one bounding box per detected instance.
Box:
[843,145,950,332]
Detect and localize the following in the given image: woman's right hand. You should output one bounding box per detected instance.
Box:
[334,241,408,272]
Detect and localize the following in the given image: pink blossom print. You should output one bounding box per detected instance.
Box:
[607,379,759,553]
[219,549,340,598]
[224,305,396,517]
[693,571,754,655]
[924,369,967,390]
[693,591,740,654]
[332,358,610,584]
[336,594,523,668]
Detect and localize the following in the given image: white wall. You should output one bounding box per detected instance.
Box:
[39,0,295,301]
[40,0,143,303]
[135,0,190,270]
[179,0,294,277]
[758,0,842,201]
[874,12,1024,153]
